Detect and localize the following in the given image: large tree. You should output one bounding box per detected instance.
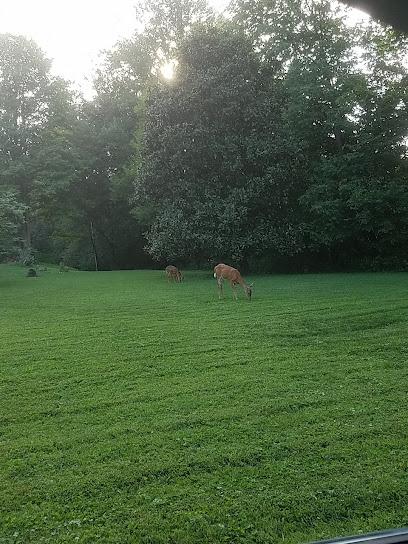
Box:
[0,190,25,258]
[231,0,408,269]
[0,34,78,256]
[134,1,408,270]
[69,0,216,269]
[56,34,155,270]
[295,16,408,268]
[134,23,301,266]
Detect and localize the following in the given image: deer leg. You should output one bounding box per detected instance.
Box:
[217,277,224,299]
[231,281,238,300]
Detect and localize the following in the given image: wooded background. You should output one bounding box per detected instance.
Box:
[1,0,407,272]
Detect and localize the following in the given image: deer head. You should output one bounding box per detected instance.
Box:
[245,283,253,299]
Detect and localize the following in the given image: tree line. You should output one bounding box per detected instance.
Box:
[1,0,407,272]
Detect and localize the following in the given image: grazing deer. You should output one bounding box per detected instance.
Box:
[213,263,252,300]
[165,265,183,283]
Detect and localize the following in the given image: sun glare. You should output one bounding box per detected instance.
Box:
[161,62,176,80]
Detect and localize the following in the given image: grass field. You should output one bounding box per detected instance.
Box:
[1,264,408,544]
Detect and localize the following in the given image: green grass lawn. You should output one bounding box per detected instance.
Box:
[1,264,408,544]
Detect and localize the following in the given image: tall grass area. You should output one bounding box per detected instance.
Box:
[1,264,408,543]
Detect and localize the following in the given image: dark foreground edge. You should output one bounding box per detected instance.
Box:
[309,528,408,544]
[339,0,408,33]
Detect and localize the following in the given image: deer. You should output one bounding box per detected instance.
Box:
[165,265,183,283]
[213,263,253,300]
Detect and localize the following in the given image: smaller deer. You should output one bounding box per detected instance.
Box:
[213,263,253,300]
[165,265,183,283]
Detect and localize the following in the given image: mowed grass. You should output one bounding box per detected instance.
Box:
[1,265,408,544]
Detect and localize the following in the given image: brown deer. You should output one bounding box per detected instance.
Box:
[213,263,252,300]
[165,265,183,283]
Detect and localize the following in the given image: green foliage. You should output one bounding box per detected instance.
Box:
[2,0,408,271]
[135,0,214,64]
[135,24,302,264]
[0,35,76,197]
[57,56,153,270]
[2,265,408,542]
[0,190,25,257]
[0,33,80,255]
[295,16,408,268]
[135,1,408,270]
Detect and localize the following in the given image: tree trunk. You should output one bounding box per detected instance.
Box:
[23,217,32,250]
[89,219,99,271]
